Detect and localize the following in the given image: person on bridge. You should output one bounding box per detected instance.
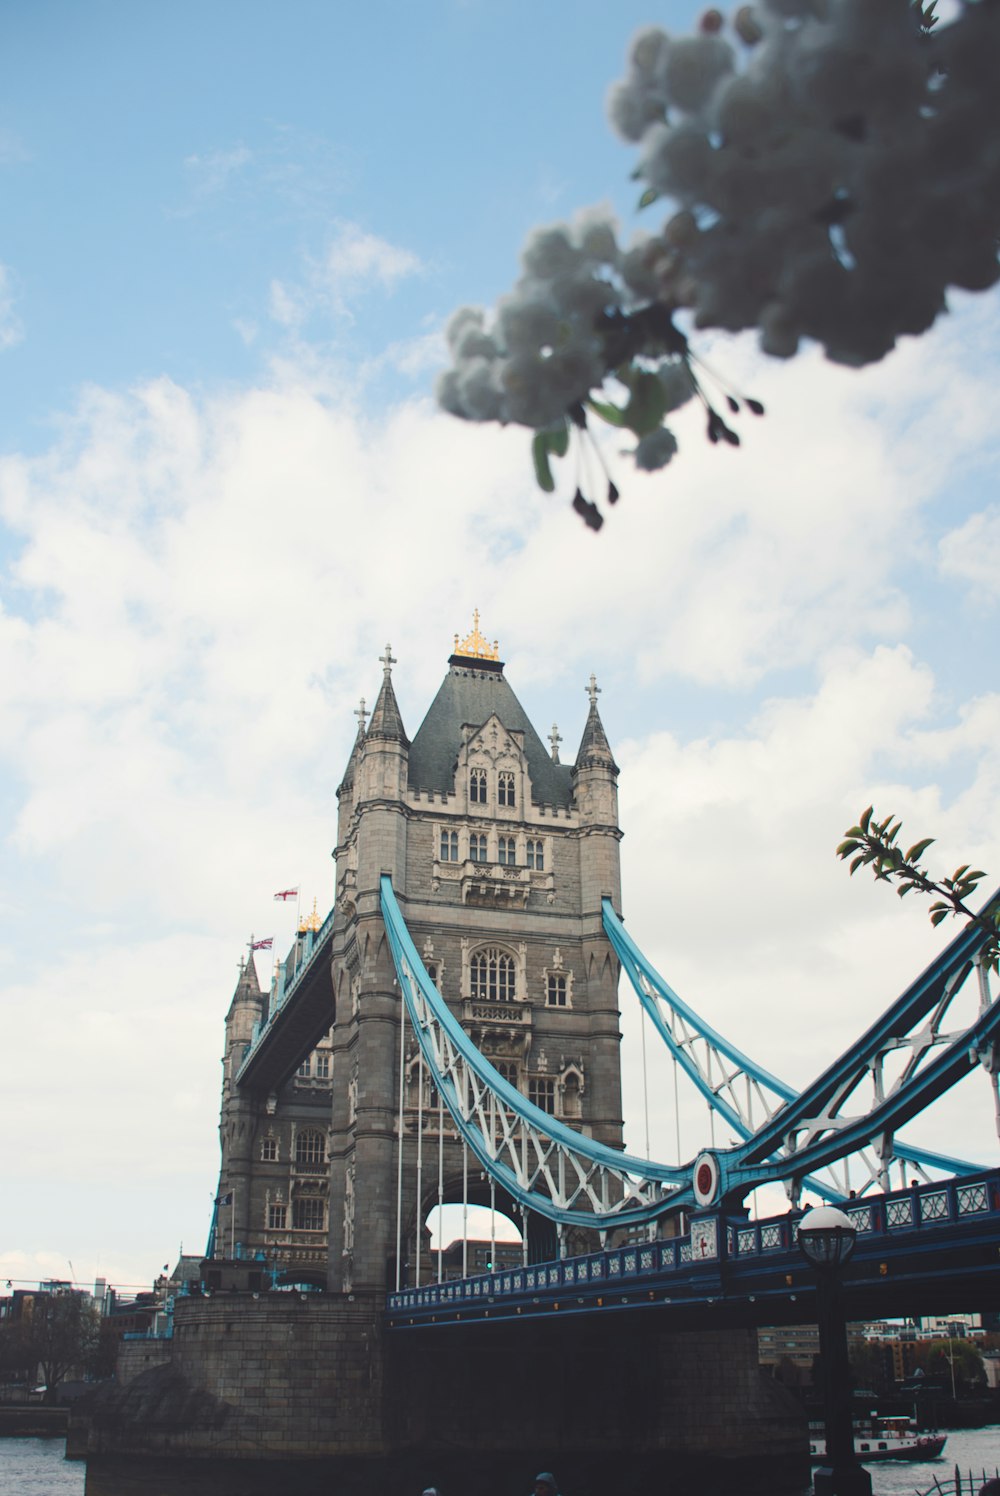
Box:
[533,1473,560,1496]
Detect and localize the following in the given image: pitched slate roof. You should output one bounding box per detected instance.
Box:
[574,697,619,775]
[367,670,409,746]
[408,662,573,808]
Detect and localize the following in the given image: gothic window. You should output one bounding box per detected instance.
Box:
[498,771,515,807]
[470,768,487,803]
[527,839,544,871]
[498,835,516,866]
[493,1059,519,1089]
[440,829,459,861]
[294,1129,326,1167]
[528,1077,556,1114]
[546,974,568,1007]
[267,1203,286,1230]
[293,1197,325,1231]
[261,1137,278,1162]
[315,1052,330,1079]
[469,833,488,863]
[297,1056,312,1078]
[562,1072,582,1119]
[470,948,516,1003]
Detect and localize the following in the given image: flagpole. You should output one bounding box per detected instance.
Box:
[230,1185,236,1259]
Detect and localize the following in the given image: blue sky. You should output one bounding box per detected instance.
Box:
[2,1,999,1292]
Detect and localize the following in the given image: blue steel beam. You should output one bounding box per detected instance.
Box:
[603,898,985,1188]
[380,877,688,1231]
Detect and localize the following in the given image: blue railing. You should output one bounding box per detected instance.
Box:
[386,1169,1000,1323]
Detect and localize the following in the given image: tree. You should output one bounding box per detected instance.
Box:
[437,0,1000,527]
[837,807,1000,973]
[0,1292,100,1402]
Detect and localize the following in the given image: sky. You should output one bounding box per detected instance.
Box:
[1,0,999,1294]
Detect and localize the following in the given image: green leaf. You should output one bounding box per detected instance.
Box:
[546,421,570,458]
[837,839,859,856]
[897,884,913,897]
[905,838,935,863]
[587,398,628,429]
[860,806,873,834]
[623,372,669,437]
[849,854,865,875]
[638,187,660,210]
[532,432,555,493]
[930,908,949,927]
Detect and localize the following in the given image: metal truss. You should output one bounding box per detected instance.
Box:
[380,878,685,1232]
[603,899,988,1200]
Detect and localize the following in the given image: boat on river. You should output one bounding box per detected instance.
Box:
[809,1415,947,1464]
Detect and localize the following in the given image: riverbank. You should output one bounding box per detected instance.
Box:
[0,1406,69,1439]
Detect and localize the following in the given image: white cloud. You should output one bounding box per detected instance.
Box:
[3,292,1000,1284]
[938,504,1000,601]
[182,144,253,198]
[269,221,426,328]
[0,263,24,350]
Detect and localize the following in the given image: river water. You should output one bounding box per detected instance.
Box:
[0,1426,997,1496]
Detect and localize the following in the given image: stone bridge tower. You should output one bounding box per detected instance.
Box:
[328,617,625,1294]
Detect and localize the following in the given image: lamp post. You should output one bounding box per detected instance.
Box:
[797,1205,872,1496]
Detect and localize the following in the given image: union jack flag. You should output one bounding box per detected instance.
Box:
[251,937,273,951]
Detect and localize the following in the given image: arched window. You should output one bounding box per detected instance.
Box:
[261,1137,278,1162]
[492,1059,519,1090]
[469,833,488,862]
[527,839,544,871]
[470,948,516,1003]
[498,835,516,866]
[546,974,567,1007]
[440,829,459,862]
[498,771,515,807]
[470,768,487,803]
[294,1129,326,1167]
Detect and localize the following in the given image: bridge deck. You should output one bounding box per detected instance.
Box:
[386,1170,1000,1332]
[236,910,335,1094]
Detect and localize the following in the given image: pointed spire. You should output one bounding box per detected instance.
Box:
[573,673,618,773]
[338,697,369,794]
[367,642,409,745]
[233,952,262,1000]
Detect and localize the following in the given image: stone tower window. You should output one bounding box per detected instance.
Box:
[528,1076,556,1114]
[546,974,568,1007]
[293,1197,325,1231]
[297,1056,312,1078]
[498,770,515,807]
[469,832,488,862]
[440,829,459,861]
[315,1052,330,1079]
[470,767,487,803]
[470,948,516,1003]
[294,1129,326,1167]
[526,839,544,871]
[498,835,516,866]
[267,1203,286,1230]
[261,1137,278,1161]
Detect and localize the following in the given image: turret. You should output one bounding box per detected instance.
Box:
[354,643,410,893]
[571,674,622,913]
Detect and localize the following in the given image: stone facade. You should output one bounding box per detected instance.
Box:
[215,620,628,1294]
[216,946,336,1286]
[328,624,625,1293]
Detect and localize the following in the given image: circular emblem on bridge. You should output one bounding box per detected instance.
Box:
[693,1151,720,1207]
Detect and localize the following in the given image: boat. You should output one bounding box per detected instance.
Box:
[809,1415,947,1464]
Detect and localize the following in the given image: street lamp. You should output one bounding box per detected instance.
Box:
[797,1205,872,1496]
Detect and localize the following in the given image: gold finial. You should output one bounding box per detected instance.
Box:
[453,609,500,662]
[299,897,322,934]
